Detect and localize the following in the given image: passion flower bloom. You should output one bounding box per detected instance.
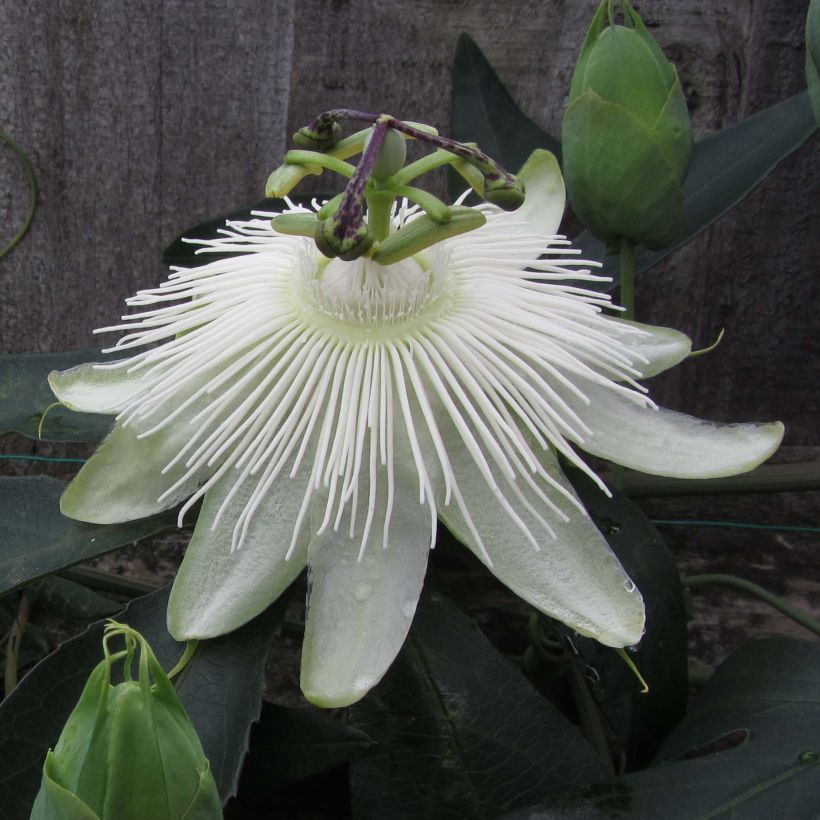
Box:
[50,150,782,707]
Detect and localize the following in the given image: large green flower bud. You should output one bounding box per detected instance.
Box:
[562,0,693,250]
[30,624,221,820]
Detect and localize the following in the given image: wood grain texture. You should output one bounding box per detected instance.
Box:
[0,0,294,351]
[1,0,817,445]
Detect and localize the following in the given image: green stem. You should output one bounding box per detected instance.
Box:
[365,189,395,242]
[393,185,451,223]
[167,640,199,680]
[683,574,820,638]
[0,131,37,261]
[618,460,820,497]
[4,591,33,697]
[619,236,635,320]
[566,663,616,776]
[284,149,356,178]
[387,148,461,188]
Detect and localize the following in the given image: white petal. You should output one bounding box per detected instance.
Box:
[438,443,645,647]
[300,466,431,708]
[60,416,209,524]
[599,317,692,379]
[49,360,147,414]
[515,148,566,237]
[565,379,784,478]
[167,467,311,639]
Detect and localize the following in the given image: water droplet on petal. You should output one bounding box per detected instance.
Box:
[624,579,636,593]
[354,582,373,602]
[354,675,374,692]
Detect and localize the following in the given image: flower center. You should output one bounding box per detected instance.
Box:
[298,249,450,334]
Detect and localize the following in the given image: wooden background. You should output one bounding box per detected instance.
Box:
[1,0,818,446]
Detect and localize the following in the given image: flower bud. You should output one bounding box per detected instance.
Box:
[561,0,693,250]
[30,624,221,820]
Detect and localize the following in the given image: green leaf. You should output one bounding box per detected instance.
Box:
[28,576,121,620]
[576,92,818,288]
[450,34,561,199]
[0,350,112,443]
[237,702,372,798]
[0,586,286,818]
[348,586,606,819]
[502,638,820,819]
[560,468,688,769]
[0,476,177,597]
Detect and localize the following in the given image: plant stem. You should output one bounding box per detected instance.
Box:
[617,460,820,497]
[683,574,820,638]
[619,236,635,320]
[0,131,37,262]
[4,591,33,697]
[566,663,616,776]
[365,189,394,242]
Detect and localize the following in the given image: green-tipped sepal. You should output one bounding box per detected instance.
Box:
[30,624,221,820]
[562,0,693,249]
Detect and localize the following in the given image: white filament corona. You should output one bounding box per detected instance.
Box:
[94,200,653,561]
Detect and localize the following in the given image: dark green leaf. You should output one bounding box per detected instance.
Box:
[559,468,688,769]
[575,92,818,288]
[238,702,372,798]
[0,350,112,443]
[451,34,561,198]
[28,576,121,620]
[503,638,820,819]
[0,475,178,596]
[0,585,286,818]
[349,587,605,820]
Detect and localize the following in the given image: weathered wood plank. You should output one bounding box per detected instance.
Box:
[0,0,294,352]
[0,0,817,446]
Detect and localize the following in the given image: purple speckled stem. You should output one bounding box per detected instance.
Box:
[332,118,388,241]
[305,109,516,185]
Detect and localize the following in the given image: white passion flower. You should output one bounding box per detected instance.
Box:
[50,150,783,707]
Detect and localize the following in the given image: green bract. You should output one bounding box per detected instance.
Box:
[30,623,222,820]
[562,0,693,250]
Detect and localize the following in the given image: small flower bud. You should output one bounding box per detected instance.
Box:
[484,174,526,211]
[30,624,222,820]
[315,216,374,261]
[562,0,693,249]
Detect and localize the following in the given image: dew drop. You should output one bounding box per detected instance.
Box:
[624,579,636,593]
[354,582,373,602]
[354,675,374,692]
